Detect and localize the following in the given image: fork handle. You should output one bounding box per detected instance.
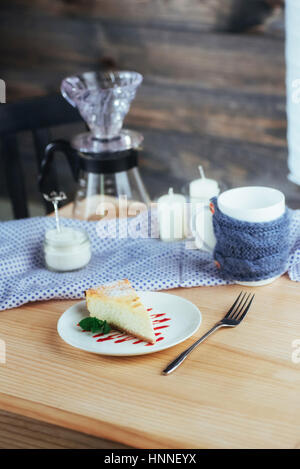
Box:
[162,323,222,375]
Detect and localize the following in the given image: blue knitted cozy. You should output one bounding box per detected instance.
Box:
[211,196,290,282]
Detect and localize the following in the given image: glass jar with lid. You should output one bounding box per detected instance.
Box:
[44,227,91,272]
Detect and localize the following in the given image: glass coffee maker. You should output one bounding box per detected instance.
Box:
[38,70,150,220]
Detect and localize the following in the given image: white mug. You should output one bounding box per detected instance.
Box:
[192,186,286,286]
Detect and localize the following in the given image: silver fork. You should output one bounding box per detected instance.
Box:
[162,291,255,375]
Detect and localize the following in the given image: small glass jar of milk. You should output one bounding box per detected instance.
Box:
[42,191,91,272]
[44,227,91,272]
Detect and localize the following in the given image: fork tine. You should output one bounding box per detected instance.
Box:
[227,292,247,319]
[224,291,243,319]
[237,294,255,323]
[231,292,251,320]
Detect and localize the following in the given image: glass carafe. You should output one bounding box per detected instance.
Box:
[38,70,150,220]
[73,168,150,220]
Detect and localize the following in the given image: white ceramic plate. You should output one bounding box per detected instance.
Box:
[57,291,202,356]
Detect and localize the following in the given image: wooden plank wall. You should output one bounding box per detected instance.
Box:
[1,0,299,210]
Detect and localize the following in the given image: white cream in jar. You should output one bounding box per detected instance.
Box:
[44,227,91,272]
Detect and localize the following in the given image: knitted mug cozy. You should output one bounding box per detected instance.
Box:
[210,196,290,282]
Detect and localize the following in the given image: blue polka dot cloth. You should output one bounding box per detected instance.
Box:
[0,208,299,311]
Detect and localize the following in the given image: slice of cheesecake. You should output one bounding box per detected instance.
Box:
[85,279,156,344]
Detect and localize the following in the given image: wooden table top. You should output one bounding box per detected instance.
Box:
[0,273,299,449]
[1,203,300,448]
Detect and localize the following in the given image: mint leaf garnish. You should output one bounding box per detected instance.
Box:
[78,317,111,334]
[102,321,111,334]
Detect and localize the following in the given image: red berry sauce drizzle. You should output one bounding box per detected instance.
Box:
[80,307,171,347]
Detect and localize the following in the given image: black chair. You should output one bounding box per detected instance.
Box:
[0,93,82,218]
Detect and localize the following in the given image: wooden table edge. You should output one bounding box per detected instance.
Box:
[0,391,174,449]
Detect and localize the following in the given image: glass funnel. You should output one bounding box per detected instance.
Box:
[61,70,143,153]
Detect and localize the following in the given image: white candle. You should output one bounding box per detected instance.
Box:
[189,167,220,251]
[157,188,186,241]
[189,166,220,200]
[44,227,91,272]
